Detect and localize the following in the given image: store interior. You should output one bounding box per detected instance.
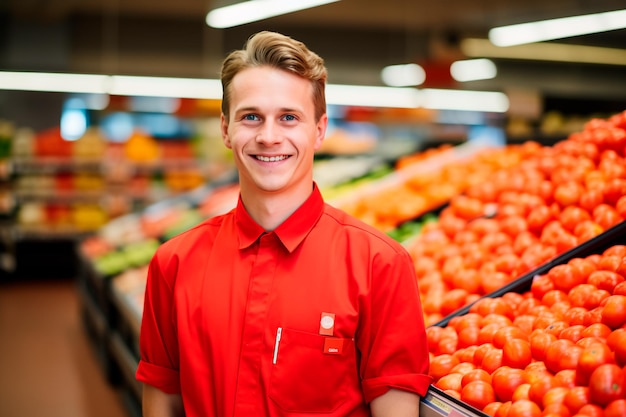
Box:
[1,1,626,416]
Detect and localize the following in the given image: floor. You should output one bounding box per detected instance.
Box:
[0,278,130,417]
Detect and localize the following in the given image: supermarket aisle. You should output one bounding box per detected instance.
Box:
[0,279,129,417]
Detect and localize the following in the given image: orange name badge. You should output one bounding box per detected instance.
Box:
[323,337,344,355]
[319,312,335,336]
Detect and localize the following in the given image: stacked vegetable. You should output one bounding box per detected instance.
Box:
[408,111,626,326]
[427,243,626,417]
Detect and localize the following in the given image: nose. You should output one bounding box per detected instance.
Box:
[256,120,282,145]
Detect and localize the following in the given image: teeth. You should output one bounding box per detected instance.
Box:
[256,155,288,162]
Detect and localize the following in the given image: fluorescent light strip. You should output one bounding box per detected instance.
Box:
[461,38,626,66]
[206,0,340,28]
[380,63,426,87]
[450,59,497,82]
[326,84,421,108]
[110,76,222,99]
[0,71,109,94]
[0,71,510,112]
[489,9,626,46]
[421,89,509,113]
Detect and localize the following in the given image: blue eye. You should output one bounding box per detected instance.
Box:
[243,114,259,121]
[282,114,296,121]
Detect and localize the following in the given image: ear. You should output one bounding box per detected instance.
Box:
[313,113,328,151]
[220,113,232,148]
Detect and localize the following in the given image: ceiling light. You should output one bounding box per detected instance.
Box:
[0,71,109,94]
[0,71,510,113]
[109,76,222,99]
[489,9,626,46]
[206,0,340,28]
[326,84,421,108]
[450,59,497,82]
[421,89,509,113]
[381,63,426,87]
[461,38,626,66]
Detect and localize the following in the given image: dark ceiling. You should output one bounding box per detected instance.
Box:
[1,0,626,108]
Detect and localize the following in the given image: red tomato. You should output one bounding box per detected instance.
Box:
[529,330,557,362]
[481,348,504,374]
[542,386,570,409]
[482,401,503,417]
[593,204,623,230]
[577,403,606,417]
[429,354,459,381]
[492,366,526,403]
[604,399,626,417]
[588,363,626,406]
[545,339,582,373]
[588,270,625,293]
[461,380,496,411]
[493,326,529,349]
[435,372,463,392]
[601,295,626,329]
[576,341,616,386]
[528,374,561,406]
[461,368,492,388]
[507,398,542,417]
[551,263,589,292]
[563,386,591,415]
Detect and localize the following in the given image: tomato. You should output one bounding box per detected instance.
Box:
[495,401,512,417]
[616,195,626,219]
[491,366,526,403]
[429,354,460,381]
[545,339,582,373]
[481,348,504,374]
[603,178,626,206]
[604,399,626,417]
[564,307,589,326]
[512,383,531,402]
[576,341,616,386]
[542,386,570,409]
[461,380,496,411]
[461,368,492,387]
[493,326,529,349]
[450,361,477,376]
[532,274,556,300]
[559,206,592,233]
[554,181,585,208]
[542,403,571,417]
[473,343,495,367]
[568,284,597,308]
[601,295,626,329]
[584,290,611,310]
[457,326,481,348]
[529,330,557,362]
[550,263,588,292]
[507,399,542,417]
[598,255,625,273]
[576,403,604,417]
[554,369,577,388]
[579,188,605,212]
[435,372,463,392]
[593,204,623,230]
[528,374,561,406]
[482,401,503,417]
[472,298,515,319]
[581,323,612,339]
[563,386,591,415]
[609,331,626,367]
[588,270,625,293]
[426,326,446,353]
[559,325,586,343]
[614,281,626,296]
[588,363,626,406]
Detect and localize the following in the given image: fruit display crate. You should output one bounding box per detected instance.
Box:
[434,219,626,328]
[420,386,490,417]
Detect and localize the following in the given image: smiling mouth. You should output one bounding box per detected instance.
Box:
[255,155,290,162]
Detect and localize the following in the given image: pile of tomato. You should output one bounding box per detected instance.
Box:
[408,110,626,326]
[426,243,626,417]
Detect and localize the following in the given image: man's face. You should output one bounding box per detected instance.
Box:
[221,66,327,197]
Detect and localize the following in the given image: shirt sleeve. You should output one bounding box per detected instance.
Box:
[135,248,181,394]
[358,245,432,403]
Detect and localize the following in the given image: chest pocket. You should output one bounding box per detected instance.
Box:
[269,327,359,413]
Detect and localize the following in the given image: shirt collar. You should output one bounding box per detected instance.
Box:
[236,183,325,252]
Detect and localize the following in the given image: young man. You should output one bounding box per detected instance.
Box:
[136,31,431,417]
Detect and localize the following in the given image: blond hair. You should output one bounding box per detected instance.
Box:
[220,31,327,121]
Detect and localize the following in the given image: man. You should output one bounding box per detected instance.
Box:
[136,31,431,417]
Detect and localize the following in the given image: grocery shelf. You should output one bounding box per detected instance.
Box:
[420,387,489,417]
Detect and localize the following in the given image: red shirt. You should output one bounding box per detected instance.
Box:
[136,184,431,417]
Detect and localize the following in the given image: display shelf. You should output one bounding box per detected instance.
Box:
[420,387,489,417]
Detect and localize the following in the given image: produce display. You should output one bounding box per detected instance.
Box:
[76,109,626,417]
[427,241,626,417]
[408,111,626,326]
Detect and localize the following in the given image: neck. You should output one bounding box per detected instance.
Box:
[240,182,314,231]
